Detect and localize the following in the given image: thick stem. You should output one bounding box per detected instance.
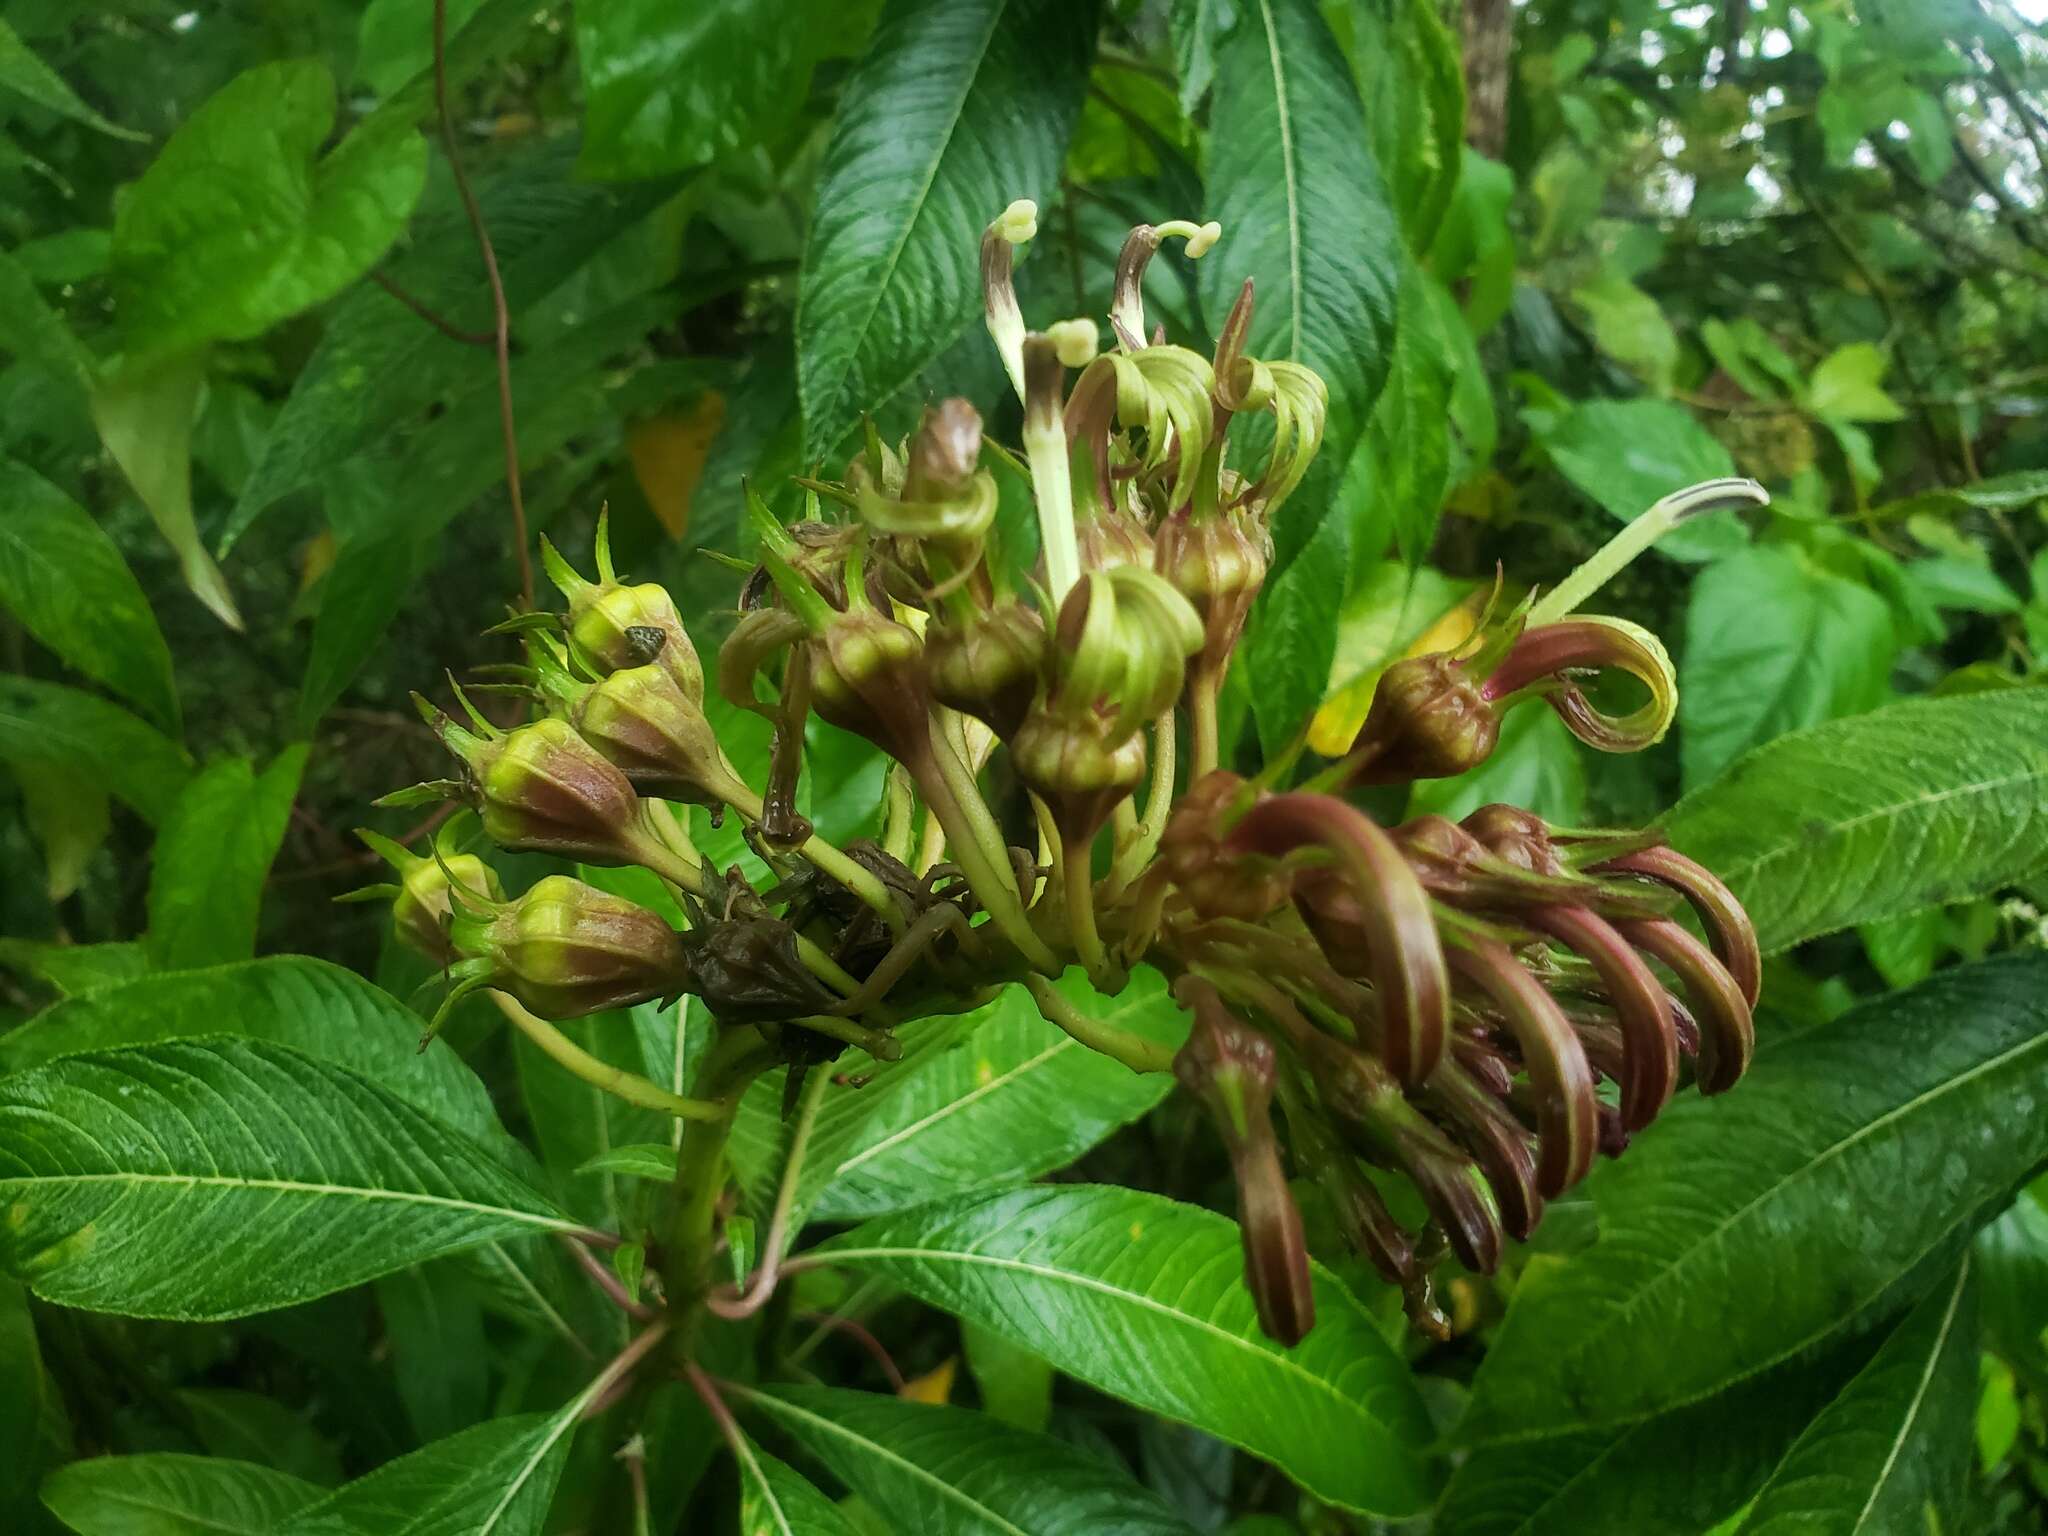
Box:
[1063,833,1115,986]
[911,745,1058,971]
[492,994,724,1121]
[1111,714,1177,893]
[1025,972,1174,1074]
[661,1030,772,1353]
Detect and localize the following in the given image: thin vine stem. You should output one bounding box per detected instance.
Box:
[433,0,533,609]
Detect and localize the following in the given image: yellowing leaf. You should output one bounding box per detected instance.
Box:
[91,352,243,630]
[898,1355,956,1406]
[629,391,726,538]
[1308,578,1482,755]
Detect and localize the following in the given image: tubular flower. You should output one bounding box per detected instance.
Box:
[374,204,1763,1348]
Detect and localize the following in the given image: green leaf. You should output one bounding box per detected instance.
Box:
[0,20,144,141]
[1573,273,1678,394]
[573,1144,678,1182]
[1171,0,1217,113]
[739,1383,1202,1534]
[374,1264,489,1446]
[1458,954,2048,1444]
[0,1280,42,1512]
[1662,691,2048,954]
[296,524,423,734]
[811,968,1186,1222]
[796,0,1097,460]
[0,940,149,999]
[223,139,683,552]
[515,1007,667,1232]
[111,60,426,357]
[1436,1344,1876,1536]
[1805,341,1906,424]
[90,353,241,630]
[0,676,190,823]
[1204,0,1398,511]
[1975,1183,2048,1390]
[1206,0,1400,749]
[0,958,508,1155]
[14,760,110,903]
[176,1388,341,1485]
[352,0,490,95]
[1679,543,1896,790]
[1539,399,1751,564]
[1350,265,1458,570]
[734,1437,865,1536]
[0,248,96,387]
[963,1320,1054,1432]
[271,1404,589,1536]
[0,461,177,731]
[0,1037,576,1319]
[577,0,859,180]
[1734,1259,1977,1536]
[146,748,306,971]
[1349,0,1464,253]
[41,1455,321,1536]
[817,1185,1440,1515]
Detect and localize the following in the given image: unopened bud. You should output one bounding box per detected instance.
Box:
[542,533,703,703]
[560,662,748,809]
[354,827,504,966]
[448,875,690,1020]
[927,601,1045,739]
[423,703,659,867]
[1154,509,1269,680]
[1345,653,1498,785]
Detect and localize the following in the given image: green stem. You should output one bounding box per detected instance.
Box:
[1527,478,1768,626]
[662,1029,772,1353]
[725,783,904,935]
[1111,714,1176,892]
[492,994,724,1120]
[912,744,1059,972]
[1064,834,1112,985]
[1025,972,1175,1075]
[707,1067,828,1319]
[1188,674,1220,780]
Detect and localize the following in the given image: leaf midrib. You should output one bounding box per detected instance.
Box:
[1844,1256,1971,1536]
[802,0,1006,434]
[740,1387,1033,1536]
[821,1240,1382,1428]
[1479,1027,2043,1442]
[1253,0,1303,361]
[1705,768,2048,892]
[0,1170,572,1230]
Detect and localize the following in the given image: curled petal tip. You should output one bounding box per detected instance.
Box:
[992,199,1038,243]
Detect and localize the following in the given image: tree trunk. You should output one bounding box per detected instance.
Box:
[1461,0,1514,158]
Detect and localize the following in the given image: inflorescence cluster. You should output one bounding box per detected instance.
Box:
[371,203,1766,1342]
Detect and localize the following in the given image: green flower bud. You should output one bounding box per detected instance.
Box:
[549,661,748,809]
[808,604,931,759]
[859,401,1000,553]
[1159,772,1288,922]
[541,525,703,703]
[1010,709,1147,848]
[421,702,660,867]
[353,826,504,966]
[927,600,1045,740]
[1154,507,1269,681]
[448,875,689,1020]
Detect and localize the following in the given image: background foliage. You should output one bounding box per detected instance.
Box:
[4,0,2048,1531]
